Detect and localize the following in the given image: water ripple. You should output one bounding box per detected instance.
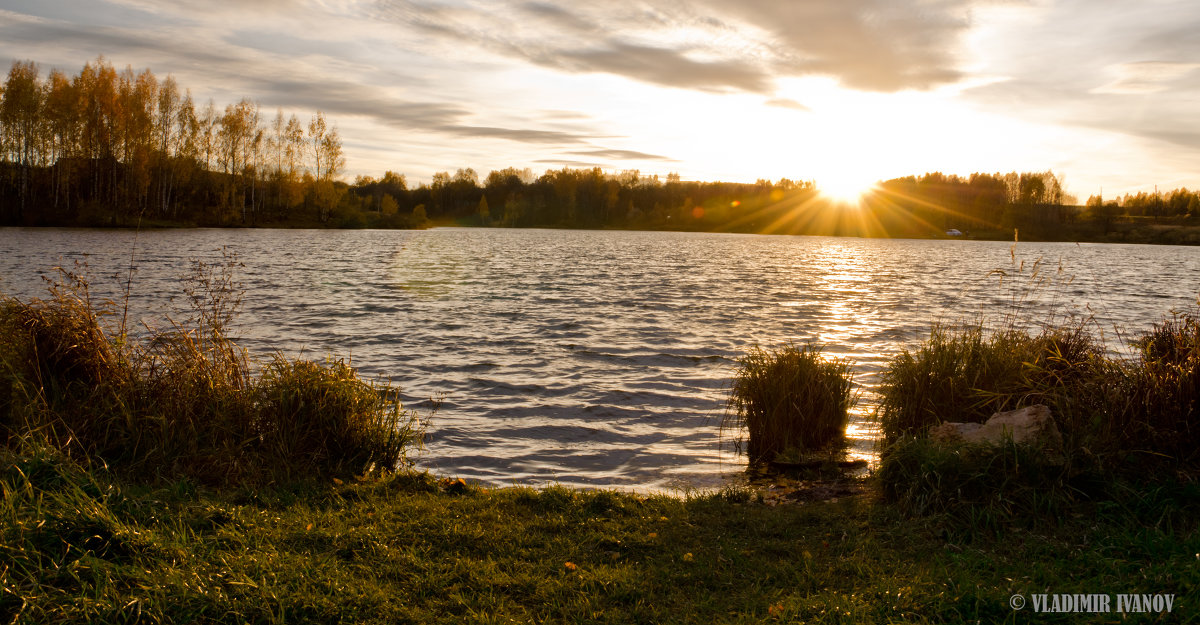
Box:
[2,227,1198,491]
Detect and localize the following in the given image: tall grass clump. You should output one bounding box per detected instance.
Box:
[875,322,1109,529]
[875,436,1077,532]
[255,356,421,480]
[877,322,1105,445]
[1120,311,1200,467]
[0,254,424,485]
[724,344,854,465]
[878,305,1200,527]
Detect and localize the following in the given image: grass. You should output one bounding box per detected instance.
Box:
[724,344,855,465]
[875,322,1106,444]
[875,308,1200,535]
[0,256,423,486]
[877,314,1200,471]
[1,441,1196,624]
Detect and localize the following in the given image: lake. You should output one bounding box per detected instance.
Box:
[2,227,1198,491]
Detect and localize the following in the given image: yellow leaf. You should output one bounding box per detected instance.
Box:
[305,523,313,531]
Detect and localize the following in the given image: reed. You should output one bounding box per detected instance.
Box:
[876,322,1105,445]
[0,257,424,485]
[877,306,1200,531]
[255,356,421,480]
[1121,311,1200,466]
[724,343,854,465]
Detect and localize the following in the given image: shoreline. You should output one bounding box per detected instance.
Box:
[4,219,1200,247]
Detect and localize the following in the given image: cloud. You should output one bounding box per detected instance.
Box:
[547,42,773,93]
[378,0,974,94]
[962,0,1200,154]
[1091,61,1200,95]
[765,97,810,111]
[571,148,675,161]
[533,159,608,168]
[438,125,591,143]
[0,6,602,147]
[714,0,971,91]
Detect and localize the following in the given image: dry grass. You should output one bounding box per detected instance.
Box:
[0,254,424,485]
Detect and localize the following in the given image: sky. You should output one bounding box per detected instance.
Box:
[1,0,1198,199]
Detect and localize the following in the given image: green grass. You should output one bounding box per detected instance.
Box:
[724,344,855,465]
[2,442,1196,624]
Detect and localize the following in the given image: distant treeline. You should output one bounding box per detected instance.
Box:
[3,58,1199,243]
[0,57,395,228]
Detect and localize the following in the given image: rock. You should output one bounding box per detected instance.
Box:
[929,421,981,443]
[930,404,1063,454]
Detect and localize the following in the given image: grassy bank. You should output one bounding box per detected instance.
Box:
[3,441,1197,624]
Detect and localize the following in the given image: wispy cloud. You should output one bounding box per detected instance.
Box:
[765,98,810,111]
[963,0,1200,157]
[571,149,676,161]
[1091,61,1200,95]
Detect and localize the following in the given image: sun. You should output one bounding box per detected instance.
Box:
[817,174,876,206]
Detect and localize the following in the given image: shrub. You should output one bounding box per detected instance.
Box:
[878,311,1200,521]
[0,267,135,452]
[724,343,854,465]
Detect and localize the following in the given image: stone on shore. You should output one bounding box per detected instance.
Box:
[929,404,1063,454]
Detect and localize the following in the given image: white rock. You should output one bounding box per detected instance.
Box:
[930,404,1063,453]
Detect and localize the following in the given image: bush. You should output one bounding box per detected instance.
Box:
[878,312,1200,522]
[724,343,854,465]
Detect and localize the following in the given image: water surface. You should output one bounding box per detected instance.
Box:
[2,227,1197,490]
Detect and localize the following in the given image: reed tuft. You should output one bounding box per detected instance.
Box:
[724,343,854,465]
[876,322,1106,444]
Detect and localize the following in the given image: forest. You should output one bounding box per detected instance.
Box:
[2,58,1199,243]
